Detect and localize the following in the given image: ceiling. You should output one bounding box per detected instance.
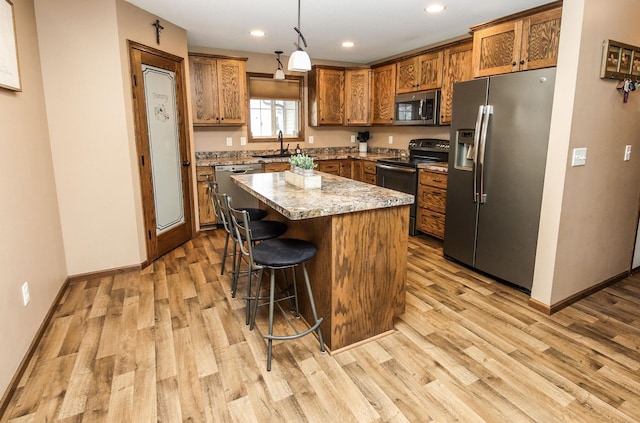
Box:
[124,0,554,64]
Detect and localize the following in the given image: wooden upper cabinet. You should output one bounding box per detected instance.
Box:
[440,40,473,125]
[396,51,443,93]
[345,69,371,126]
[472,4,561,77]
[188,54,247,125]
[308,66,345,126]
[371,63,396,125]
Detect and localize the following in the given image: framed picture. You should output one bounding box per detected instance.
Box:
[601,39,640,80]
[0,0,21,91]
[605,44,620,73]
[632,51,640,76]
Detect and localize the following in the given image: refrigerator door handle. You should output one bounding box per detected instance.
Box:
[478,105,493,204]
[472,105,484,203]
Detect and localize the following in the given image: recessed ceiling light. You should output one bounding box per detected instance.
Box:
[425,4,446,13]
[342,41,354,48]
[250,30,265,37]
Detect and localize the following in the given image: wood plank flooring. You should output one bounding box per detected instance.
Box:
[2,230,640,422]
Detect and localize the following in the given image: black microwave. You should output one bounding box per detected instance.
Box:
[394,90,440,126]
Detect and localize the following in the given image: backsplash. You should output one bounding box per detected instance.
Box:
[195,146,407,159]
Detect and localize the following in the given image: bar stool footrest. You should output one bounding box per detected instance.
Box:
[263,317,323,342]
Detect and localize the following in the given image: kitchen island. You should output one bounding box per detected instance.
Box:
[231,171,413,352]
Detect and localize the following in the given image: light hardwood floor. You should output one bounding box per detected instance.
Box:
[2,229,640,422]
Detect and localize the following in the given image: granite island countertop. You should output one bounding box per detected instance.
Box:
[231,172,414,220]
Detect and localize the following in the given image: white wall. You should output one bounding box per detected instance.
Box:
[0,0,67,401]
[35,0,142,275]
[533,0,640,305]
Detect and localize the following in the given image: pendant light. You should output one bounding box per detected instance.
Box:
[287,0,311,72]
[273,51,285,80]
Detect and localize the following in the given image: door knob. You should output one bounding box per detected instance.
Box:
[182,160,191,167]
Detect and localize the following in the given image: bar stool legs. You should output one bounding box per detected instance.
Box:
[258,263,325,371]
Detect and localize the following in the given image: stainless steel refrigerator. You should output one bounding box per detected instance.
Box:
[443,68,556,293]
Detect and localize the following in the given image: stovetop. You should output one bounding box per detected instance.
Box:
[377,138,450,168]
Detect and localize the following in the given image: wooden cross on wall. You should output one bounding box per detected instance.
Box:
[152,19,164,44]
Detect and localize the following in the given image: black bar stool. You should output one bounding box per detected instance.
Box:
[216,192,287,324]
[206,176,268,276]
[228,205,325,371]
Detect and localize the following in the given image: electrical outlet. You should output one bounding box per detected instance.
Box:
[388,136,393,145]
[571,147,587,167]
[240,137,247,146]
[351,134,356,143]
[21,282,30,306]
[624,145,632,161]
[226,137,233,146]
[309,136,314,144]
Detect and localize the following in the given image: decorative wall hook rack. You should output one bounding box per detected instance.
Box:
[600,39,640,81]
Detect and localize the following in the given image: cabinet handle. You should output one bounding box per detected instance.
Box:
[520,60,525,65]
[512,61,517,66]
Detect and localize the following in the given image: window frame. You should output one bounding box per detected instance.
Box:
[246,72,305,143]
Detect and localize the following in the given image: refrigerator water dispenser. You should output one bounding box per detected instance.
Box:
[454,130,475,170]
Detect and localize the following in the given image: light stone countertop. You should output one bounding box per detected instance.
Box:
[195,152,394,167]
[231,172,414,220]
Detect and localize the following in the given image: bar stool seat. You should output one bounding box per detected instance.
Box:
[229,206,325,371]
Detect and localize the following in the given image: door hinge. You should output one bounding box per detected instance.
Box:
[141,155,145,165]
[148,230,152,240]
[133,74,137,86]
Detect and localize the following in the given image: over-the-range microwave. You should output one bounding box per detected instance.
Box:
[394,90,440,126]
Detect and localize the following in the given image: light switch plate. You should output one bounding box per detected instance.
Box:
[309,136,314,144]
[226,137,233,146]
[240,137,247,146]
[388,136,393,145]
[624,145,632,161]
[351,135,356,143]
[571,147,587,166]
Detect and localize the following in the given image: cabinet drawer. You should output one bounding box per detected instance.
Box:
[263,162,290,173]
[363,161,377,174]
[417,208,445,239]
[196,166,215,182]
[363,173,377,185]
[419,171,447,189]
[318,161,341,175]
[418,186,447,214]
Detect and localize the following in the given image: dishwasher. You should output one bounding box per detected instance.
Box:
[214,164,263,209]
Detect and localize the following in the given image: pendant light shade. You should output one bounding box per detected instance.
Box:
[287,0,311,72]
[273,51,285,80]
[288,48,311,72]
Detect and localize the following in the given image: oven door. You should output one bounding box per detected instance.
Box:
[376,163,418,235]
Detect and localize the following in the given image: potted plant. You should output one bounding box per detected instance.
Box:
[289,153,315,175]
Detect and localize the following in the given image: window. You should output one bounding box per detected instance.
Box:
[247,73,304,143]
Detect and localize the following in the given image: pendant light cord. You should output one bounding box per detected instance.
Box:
[294,0,307,48]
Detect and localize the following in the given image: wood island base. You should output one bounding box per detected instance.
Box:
[263,203,410,352]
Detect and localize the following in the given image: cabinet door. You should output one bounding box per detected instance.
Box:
[316,68,345,125]
[340,159,353,178]
[189,56,220,124]
[520,7,561,71]
[472,20,523,77]
[396,57,419,94]
[416,51,443,91]
[217,59,246,124]
[196,167,216,227]
[345,69,371,126]
[371,64,396,125]
[263,162,290,172]
[440,41,473,125]
[352,160,364,181]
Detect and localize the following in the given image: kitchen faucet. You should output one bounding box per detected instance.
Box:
[278,130,288,155]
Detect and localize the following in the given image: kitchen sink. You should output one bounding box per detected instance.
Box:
[252,153,293,158]
[253,153,315,159]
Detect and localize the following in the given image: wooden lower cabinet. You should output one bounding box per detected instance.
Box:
[263,162,290,172]
[196,166,216,228]
[417,170,447,239]
[317,160,341,176]
[340,160,353,178]
[362,161,377,185]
